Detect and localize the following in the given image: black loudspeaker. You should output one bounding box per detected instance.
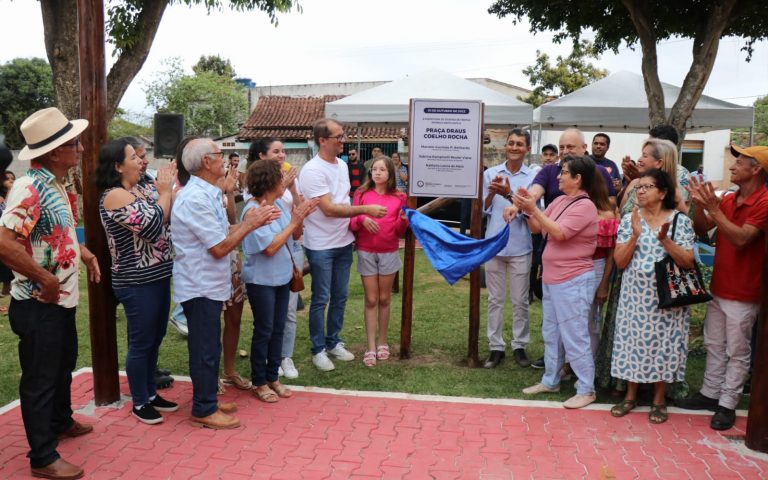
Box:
[153,113,185,158]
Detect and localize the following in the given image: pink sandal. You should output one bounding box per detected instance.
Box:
[363,351,377,367]
[376,344,390,361]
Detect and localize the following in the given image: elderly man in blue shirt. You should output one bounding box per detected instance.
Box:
[482,128,536,369]
[172,138,279,429]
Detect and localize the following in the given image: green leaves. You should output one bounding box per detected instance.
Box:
[144,57,248,137]
[519,40,608,107]
[0,58,55,149]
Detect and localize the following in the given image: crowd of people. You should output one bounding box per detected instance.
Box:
[0,106,767,479]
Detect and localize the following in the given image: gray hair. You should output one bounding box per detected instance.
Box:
[561,127,586,145]
[119,136,145,149]
[181,138,214,174]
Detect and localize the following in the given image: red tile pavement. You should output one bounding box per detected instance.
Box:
[1,370,766,479]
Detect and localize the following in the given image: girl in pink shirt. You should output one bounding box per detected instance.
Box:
[350,157,408,366]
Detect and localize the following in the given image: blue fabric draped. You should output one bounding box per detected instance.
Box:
[404,208,510,285]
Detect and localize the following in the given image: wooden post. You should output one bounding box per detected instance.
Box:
[746,236,768,452]
[78,0,120,405]
[466,104,485,368]
[400,196,417,359]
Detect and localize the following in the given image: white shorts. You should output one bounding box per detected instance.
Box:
[356,250,401,276]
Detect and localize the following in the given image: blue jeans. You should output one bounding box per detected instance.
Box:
[182,297,223,418]
[114,278,171,407]
[305,243,353,355]
[541,270,596,396]
[246,283,290,386]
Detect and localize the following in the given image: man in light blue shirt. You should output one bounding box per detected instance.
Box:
[172,138,279,430]
[482,129,535,369]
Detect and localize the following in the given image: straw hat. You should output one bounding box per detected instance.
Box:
[18,107,89,161]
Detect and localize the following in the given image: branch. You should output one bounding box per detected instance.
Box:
[668,0,739,135]
[105,2,168,121]
[621,0,665,128]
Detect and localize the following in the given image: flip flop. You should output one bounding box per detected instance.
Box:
[268,381,293,398]
[222,373,252,390]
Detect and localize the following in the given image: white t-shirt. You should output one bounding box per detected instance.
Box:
[298,154,354,250]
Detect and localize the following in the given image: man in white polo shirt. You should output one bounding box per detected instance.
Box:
[299,119,386,371]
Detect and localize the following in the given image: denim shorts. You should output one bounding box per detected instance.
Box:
[356,250,401,276]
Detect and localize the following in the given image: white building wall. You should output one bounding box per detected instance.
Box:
[532,129,731,183]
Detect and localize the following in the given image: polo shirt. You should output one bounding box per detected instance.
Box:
[532,163,617,207]
[710,186,768,303]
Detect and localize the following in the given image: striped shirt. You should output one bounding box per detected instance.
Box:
[99,188,172,288]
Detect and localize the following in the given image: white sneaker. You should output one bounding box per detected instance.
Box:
[278,366,284,377]
[522,383,560,395]
[169,316,188,336]
[328,342,355,361]
[312,351,335,371]
[563,393,596,409]
[281,357,299,379]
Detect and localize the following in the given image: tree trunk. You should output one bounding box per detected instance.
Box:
[41,0,80,119]
[667,0,739,140]
[41,0,168,123]
[621,0,665,130]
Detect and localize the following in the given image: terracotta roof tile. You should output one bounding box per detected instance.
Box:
[237,96,400,142]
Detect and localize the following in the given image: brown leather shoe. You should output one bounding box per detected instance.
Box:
[59,421,93,439]
[31,458,84,479]
[218,402,238,414]
[189,410,240,429]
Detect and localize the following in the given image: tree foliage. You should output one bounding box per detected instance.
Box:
[40,0,299,122]
[145,57,248,137]
[520,40,607,107]
[0,58,55,149]
[193,55,237,78]
[108,108,152,141]
[753,95,768,146]
[488,0,768,142]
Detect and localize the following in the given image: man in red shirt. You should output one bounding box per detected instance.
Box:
[347,148,366,197]
[677,145,768,430]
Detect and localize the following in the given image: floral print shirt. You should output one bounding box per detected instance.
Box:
[0,166,81,308]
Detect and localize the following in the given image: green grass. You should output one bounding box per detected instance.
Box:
[0,250,713,407]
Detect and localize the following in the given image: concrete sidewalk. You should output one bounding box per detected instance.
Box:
[0,370,765,479]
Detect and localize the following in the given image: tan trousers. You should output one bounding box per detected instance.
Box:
[485,254,531,351]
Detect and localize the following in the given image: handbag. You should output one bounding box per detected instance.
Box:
[286,242,305,293]
[654,212,712,309]
[536,196,589,280]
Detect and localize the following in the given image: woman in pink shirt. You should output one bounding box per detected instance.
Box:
[512,155,599,409]
[350,157,409,366]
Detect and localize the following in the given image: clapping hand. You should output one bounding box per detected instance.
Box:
[244,200,281,229]
[630,207,642,238]
[155,161,177,196]
[488,176,511,198]
[282,165,298,189]
[657,222,670,242]
[512,187,535,215]
[622,156,639,181]
[291,198,319,225]
[222,163,239,195]
[686,175,721,213]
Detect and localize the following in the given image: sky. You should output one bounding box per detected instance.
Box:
[1,0,767,121]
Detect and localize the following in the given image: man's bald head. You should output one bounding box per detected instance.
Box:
[558,128,587,160]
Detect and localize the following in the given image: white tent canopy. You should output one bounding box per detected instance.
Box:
[533,71,754,133]
[325,71,532,126]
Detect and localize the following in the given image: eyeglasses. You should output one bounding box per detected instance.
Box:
[205,151,224,159]
[635,184,657,192]
[558,169,572,177]
[326,134,346,141]
[61,139,81,149]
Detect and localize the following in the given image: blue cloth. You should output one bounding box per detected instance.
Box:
[113,278,170,407]
[305,244,353,355]
[246,282,290,386]
[405,208,510,285]
[482,163,534,257]
[241,199,294,286]
[171,176,230,303]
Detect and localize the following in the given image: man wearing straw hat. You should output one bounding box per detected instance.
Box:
[0,107,101,479]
